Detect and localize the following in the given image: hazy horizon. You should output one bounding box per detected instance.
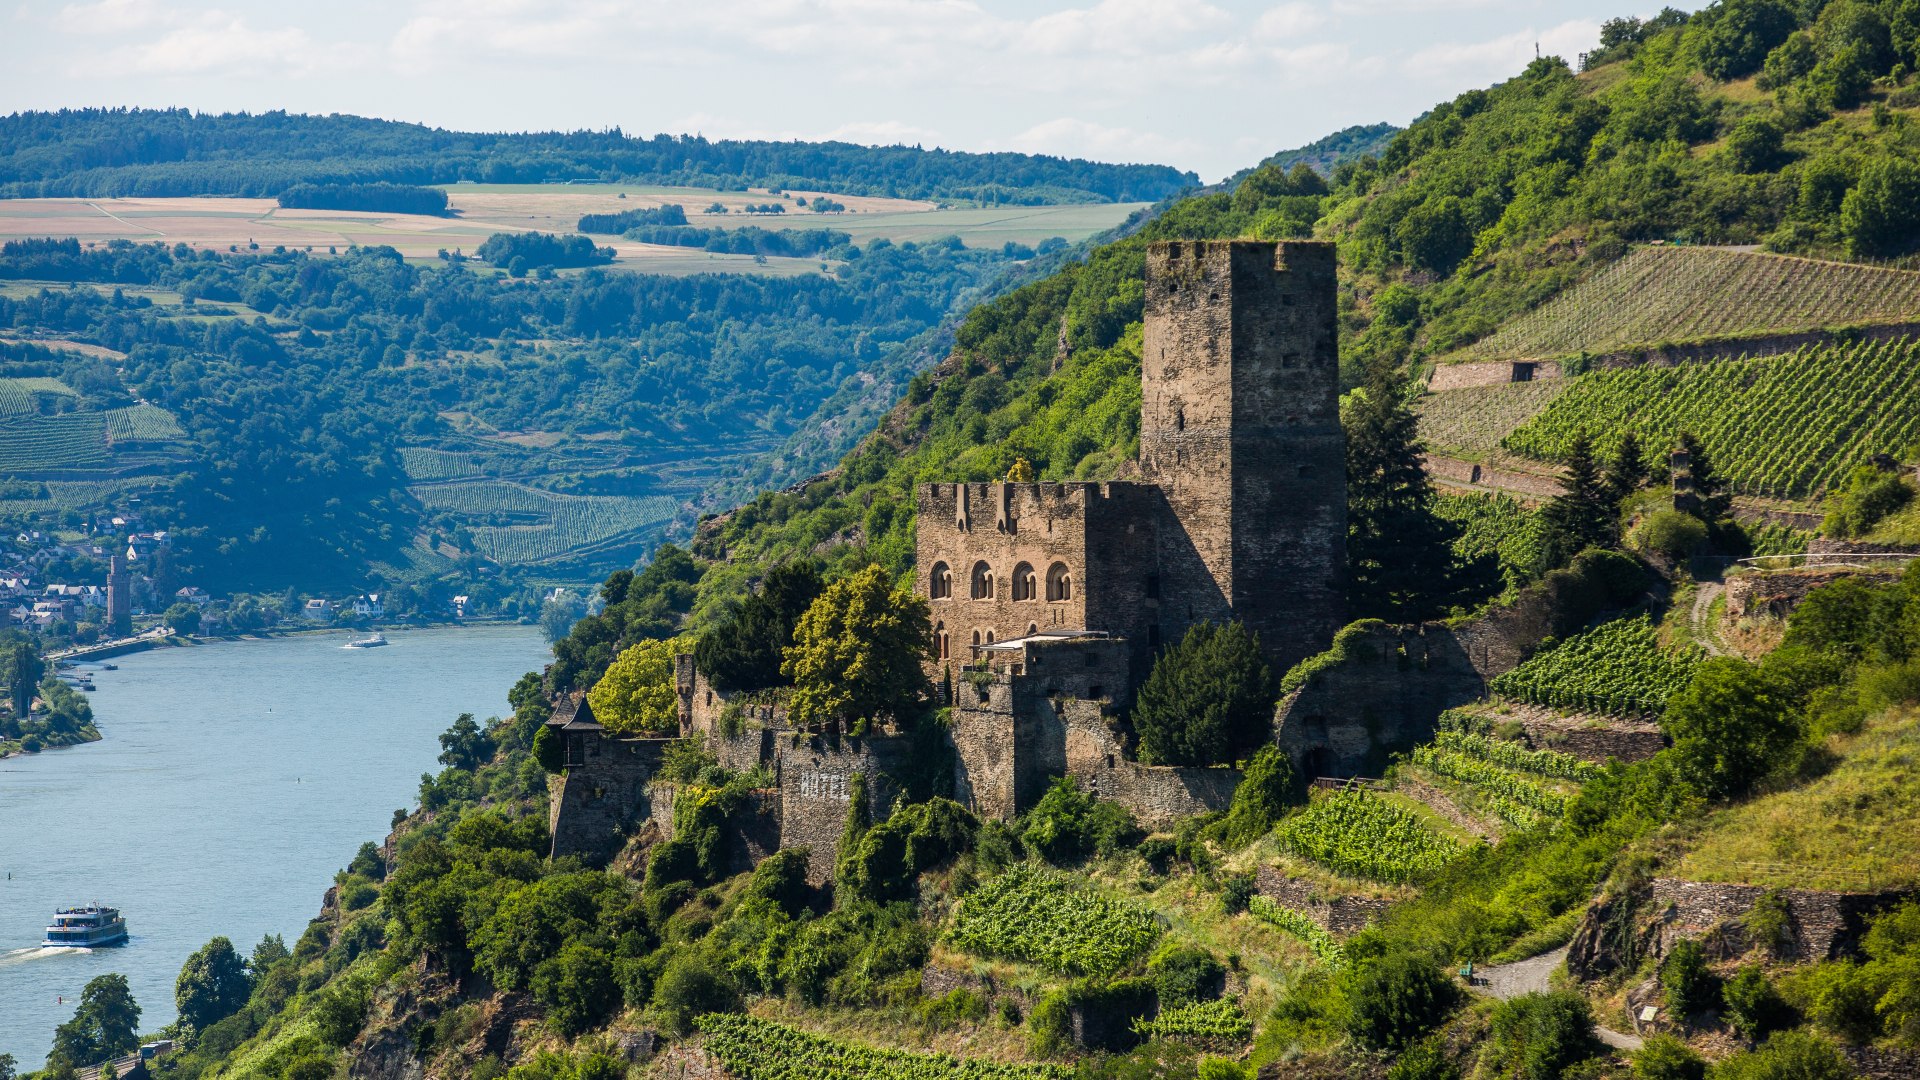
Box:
[3,1,1701,182]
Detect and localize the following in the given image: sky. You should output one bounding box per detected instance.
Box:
[1,1,1701,182]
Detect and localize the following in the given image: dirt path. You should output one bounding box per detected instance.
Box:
[1473,945,1645,1051]
[1691,580,1728,656]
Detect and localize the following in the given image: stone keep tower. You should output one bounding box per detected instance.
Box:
[1140,239,1346,672]
[106,553,131,638]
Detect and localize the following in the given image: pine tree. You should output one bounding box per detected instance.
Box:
[1537,433,1619,571]
[1606,431,1650,504]
[1133,622,1277,766]
[1678,431,1732,521]
[1344,360,1469,620]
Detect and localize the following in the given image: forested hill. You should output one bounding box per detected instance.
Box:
[0,109,1198,205]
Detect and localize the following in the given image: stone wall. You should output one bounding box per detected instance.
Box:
[1254,867,1397,934]
[548,737,671,861]
[1059,700,1241,828]
[1647,877,1913,963]
[1276,553,1650,777]
[1723,567,1902,620]
[1425,455,1565,499]
[917,482,1102,652]
[675,659,788,736]
[1427,360,1564,392]
[776,733,911,884]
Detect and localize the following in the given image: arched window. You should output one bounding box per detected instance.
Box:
[1027,623,1039,637]
[970,561,994,600]
[1046,562,1073,602]
[1011,561,1037,601]
[985,630,995,644]
[929,561,952,599]
[971,629,982,648]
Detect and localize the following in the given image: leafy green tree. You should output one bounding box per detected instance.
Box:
[175,936,251,1042]
[693,561,823,693]
[160,603,200,635]
[1842,158,1920,257]
[1537,434,1618,570]
[533,724,565,773]
[1694,0,1799,80]
[652,951,739,1036]
[587,638,683,735]
[1712,1030,1852,1080]
[51,973,141,1065]
[532,941,618,1036]
[782,564,932,729]
[1664,658,1804,799]
[1133,621,1277,766]
[1342,952,1460,1052]
[1395,195,1475,274]
[437,713,496,771]
[1018,777,1140,864]
[1345,362,1472,619]
[310,981,371,1046]
[1726,115,1787,173]
[1759,31,1818,88]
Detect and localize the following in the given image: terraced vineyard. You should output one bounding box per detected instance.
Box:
[693,1014,1070,1080]
[1431,727,1600,783]
[1132,999,1253,1044]
[1415,380,1568,460]
[1490,614,1702,718]
[1448,247,1920,362]
[946,865,1161,976]
[104,403,186,441]
[398,447,498,482]
[1247,896,1345,967]
[1275,788,1465,884]
[1502,337,1920,498]
[0,412,109,470]
[0,376,78,415]
[410,481,678,564]
[1434,492,1541,586]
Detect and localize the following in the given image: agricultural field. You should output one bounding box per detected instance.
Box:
[1415,380,1567,461]
[1502,337,1920,498]
[0,186,1142,275]
[0,412,110,470]
[1273,788,1465,884]
[945,865,1162,977]
[692,1014,1069,1080]
[1489,614,1704,718]
[1446,246,1920,363]
[1245,897,1345,968]
[409,481,679,565]
[1433,492,1542,587]
[104,403,186,441]
[1130,999,1254,1045]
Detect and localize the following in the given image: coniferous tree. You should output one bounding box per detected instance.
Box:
[1133,622,1277,766]
[1344,360,1470,620]
[1537,433,1619,571]
[1678,431,1732,521]
[1606,432,1650,504]
[694,561,823,693]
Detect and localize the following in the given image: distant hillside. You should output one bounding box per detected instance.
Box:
[1254,122,1399,177]
[0,109,1199,205]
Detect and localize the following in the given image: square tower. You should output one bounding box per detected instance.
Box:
[1140,239,1346,673]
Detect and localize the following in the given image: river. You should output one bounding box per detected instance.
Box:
[0,625,552,1066]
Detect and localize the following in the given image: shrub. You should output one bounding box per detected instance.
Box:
[1387,1036,1460,1080]
[1713,1030,1852,1080]
[1216,745,1301,848]
[1662,939,1722,1020]
[1723,964,1792,1040]
[651,950,738,1036]
[1148,944,1226,1006]
[1664,659,1805,800]
[1632,1034,1707,1080]
[1195,1058,1253,1080]
[1631,510,1710,561]
[533,941,618,1036]
[1483,990,1599,1079]
[1018,778,1141,865]
[1342,952,1459,1053]
[1133,621,1277,766]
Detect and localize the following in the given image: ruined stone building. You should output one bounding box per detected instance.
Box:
[922,239,1347,817]
[546,239,1348,871]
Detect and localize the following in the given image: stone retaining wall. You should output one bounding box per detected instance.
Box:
[1649,877,1912,963]
[1254,866,1397,934]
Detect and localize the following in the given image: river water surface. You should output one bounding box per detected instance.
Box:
[0,625,551,1065]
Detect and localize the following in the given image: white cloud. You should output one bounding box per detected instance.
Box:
[51,0,166,34]
[104,16,322,76]
[1254,2,1328,41]
[1006,117,1201,164]
[1404,20,1602,81]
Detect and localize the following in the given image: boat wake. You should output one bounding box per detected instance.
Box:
[0,945,89,967]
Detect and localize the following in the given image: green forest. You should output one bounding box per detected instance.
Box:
[0,110,1198,205]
